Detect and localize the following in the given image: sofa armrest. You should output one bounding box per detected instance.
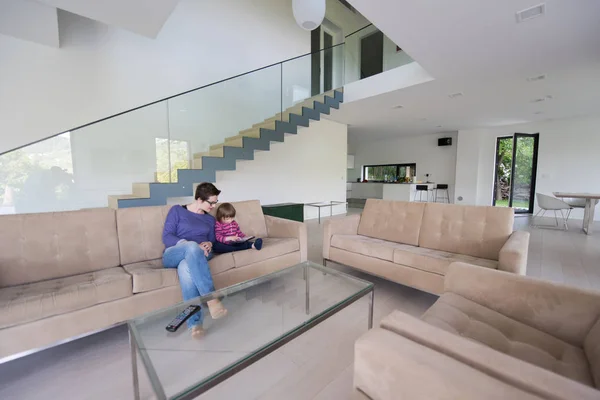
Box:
[322,214,361,259]
[264,215,307,262]
[378,311,600,400]
[445,262,600,346]
[498,230,530,274]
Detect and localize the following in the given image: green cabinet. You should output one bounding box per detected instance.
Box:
[261,203,304,222]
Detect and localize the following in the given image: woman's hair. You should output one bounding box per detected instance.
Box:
[195,182,221,201]
[216,203,236,221]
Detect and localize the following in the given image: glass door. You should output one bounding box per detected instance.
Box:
[493,133,539,213]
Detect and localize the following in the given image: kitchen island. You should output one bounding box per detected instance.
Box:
[350,182,436,202]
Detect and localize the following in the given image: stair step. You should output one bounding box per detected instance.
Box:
[195,147,224,158]
[210,137,243,150]
[236,127,261,138]
[108,194,146,209]
[132,183,150,198]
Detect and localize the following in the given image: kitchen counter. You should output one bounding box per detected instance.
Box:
[350,182,436,201]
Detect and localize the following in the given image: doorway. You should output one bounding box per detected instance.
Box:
[360,31,383,79]
[493,133,539,213]
[323,32,333,92]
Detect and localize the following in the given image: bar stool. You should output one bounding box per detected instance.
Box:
[413,185,429,202]
[432,184,450,203]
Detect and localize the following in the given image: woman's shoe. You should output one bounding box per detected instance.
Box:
[190,325,205,338]
[207,299,228,319]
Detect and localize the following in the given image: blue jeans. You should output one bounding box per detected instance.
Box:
[163,241,215,328]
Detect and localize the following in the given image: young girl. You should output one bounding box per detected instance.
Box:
[214,203,263,253]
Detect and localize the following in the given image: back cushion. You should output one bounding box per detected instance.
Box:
[116,205,171,265]
[357,199,426,246]
[419,203,513,260]
[210,200,268,238]
[0,208,120,287]
[584,317,600,388]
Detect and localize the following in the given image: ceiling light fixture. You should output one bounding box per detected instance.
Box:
[436,125,443,128]
[530,95,553,103]
[392,105,404,109]
[448,92,464,99]
[292,0,326,31]
[516,3,546,23]
[533,111,544,115]
[527,74,546,82]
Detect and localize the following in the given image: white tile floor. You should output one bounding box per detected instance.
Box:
[1,210,599,399]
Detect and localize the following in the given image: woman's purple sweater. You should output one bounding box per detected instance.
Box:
[162,205,216,248]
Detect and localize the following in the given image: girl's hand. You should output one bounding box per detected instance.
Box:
[227,236,240,242]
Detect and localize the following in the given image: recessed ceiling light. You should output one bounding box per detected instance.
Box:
[527,74,546,82]
[436,125,443,128]
[418,118,428,121]
[533,111,544,115]
[448,92,463,99]
[516,3,545,23]
[530,95,553,103]
[392,105,404,109]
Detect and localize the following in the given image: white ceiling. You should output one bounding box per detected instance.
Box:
[333,0,600,142]
[0,0,59,47]
[0,0,181,46]
[37,0,181,38]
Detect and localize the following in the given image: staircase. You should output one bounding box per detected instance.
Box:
[108,89,344,208]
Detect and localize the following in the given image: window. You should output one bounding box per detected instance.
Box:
[155,138,191,183]
[363,163,416,182]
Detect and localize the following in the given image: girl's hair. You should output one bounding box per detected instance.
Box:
[216,202,236,221]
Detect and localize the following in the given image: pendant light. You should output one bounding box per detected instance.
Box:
[292,0,326,31]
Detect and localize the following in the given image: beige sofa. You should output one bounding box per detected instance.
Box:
[354,263,600,399]
[0,200,307,359]
[323,199,529,294]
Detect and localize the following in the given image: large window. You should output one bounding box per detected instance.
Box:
[363,163,416,182]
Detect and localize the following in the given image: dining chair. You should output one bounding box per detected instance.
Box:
[532,193,573,230]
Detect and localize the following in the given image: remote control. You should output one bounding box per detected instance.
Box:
[165,305,201,332]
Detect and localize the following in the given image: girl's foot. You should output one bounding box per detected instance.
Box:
[191,326,205,338]
[252,238,263,251]
[207,299,228,319]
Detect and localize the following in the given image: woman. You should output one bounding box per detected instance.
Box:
[162,182,227,337]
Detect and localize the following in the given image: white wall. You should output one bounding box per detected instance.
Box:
[213,118,348,220]
[350,131,458,199]
[455,115,600,220]
[0,0,309,154]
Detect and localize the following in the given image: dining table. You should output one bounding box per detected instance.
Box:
[553,192,600,235]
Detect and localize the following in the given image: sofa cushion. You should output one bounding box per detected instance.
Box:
[123,259,178,294]
[584,317,600,387]
[419,203,514,260]
[331,234,411,262]
[421,292,594,387]
[357,199,425,246]
[116,205,171,265]
[0,209,121,288]
[0,267,132,329]
[232,238,299,267]
[393,246,498,276]
[210,200,268,238]
[123,254,235,293]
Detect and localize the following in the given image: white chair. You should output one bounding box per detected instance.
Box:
[532,193,573,230]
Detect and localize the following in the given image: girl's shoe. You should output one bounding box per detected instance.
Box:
[207,299,228,319]
[252,238,263,251]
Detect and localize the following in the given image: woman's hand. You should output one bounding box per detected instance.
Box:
[199,241,212,252]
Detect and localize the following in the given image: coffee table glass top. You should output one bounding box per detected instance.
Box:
[128,261,373,399]
[305,201,347,207]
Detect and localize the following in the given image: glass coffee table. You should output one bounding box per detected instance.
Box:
[128,261,374,400]
[305,201,348,223]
